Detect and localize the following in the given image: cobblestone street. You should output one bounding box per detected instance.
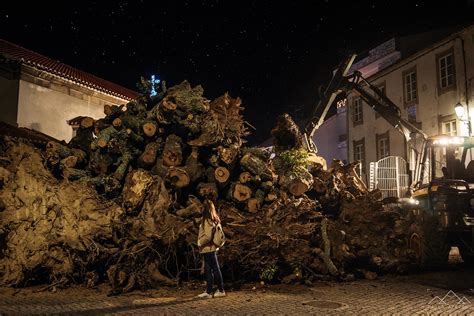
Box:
[1,269,474,315]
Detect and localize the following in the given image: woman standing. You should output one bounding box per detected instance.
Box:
[196,199,226,298]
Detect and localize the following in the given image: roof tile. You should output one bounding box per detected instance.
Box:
[0,39,139,100]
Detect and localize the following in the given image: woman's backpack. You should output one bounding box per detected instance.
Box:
[212,223,226,248]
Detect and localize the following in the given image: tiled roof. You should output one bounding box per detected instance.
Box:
[0,39,140,100]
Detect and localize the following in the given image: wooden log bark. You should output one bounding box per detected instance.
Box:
[80,117,95,129]
[138,142,160,168]
[197,182,218,200]
[218,145,239,165]
[113,150,133,181]
[317,218,339,276]
[92,126,118,150]
[240,152,273,181]
[126,128,145,145]
[46,141,86,166]
[246,198,260,213]
[163,134,183,167]
[120,113,142,134]
[89,150,113,175]
[60,156,79,169]
[175,196,203,218]
[62,167,88,180]
[185,147,204,182]
[280,166,314,196]
[152,158,169,178]
[69,127,94,152]
[122,169,154,213]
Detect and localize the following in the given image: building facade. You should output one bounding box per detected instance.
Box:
[346,25,474,183]
[312,98,348,165]
[0,39,139,141]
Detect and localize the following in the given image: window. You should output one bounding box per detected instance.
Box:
[352,97,363,126]
[374,82,386,119]
[437,49,456,92]
[353,138,365,173]
[407,104,417,123]
[338,134,347,148]
[376,131,390,160]
[443,120,457,136]
[403,68,417,106]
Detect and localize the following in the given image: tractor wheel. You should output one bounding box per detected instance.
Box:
[408,222,449,270]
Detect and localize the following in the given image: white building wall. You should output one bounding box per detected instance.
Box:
[16,71,129,141]
[348,25,474,181]
[313,106,348,164]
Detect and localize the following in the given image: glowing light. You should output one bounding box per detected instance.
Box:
[432,137,465,145]
[150,75,161,97]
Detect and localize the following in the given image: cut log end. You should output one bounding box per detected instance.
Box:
[142,122,157,137]
[288,181,310,197]
[112,118,122,127]
[81,117,95,129]
[167,168,190,189]
[197,183,218,200]
[265,192,278,202]
[97,139,108,148]
[247,198,260,213]
[232,183,252,202]
[215,166,230,184]
[162,97,177,111]
[239,171,252,184]
[163,153,182,167]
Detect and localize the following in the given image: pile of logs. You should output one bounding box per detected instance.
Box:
[0,81,415,294]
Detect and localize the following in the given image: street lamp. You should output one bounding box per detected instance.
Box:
[454,102,472,136]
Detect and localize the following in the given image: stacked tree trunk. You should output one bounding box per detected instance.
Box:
[0,81,416,294]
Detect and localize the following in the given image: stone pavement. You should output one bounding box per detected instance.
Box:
[1,270,474,315]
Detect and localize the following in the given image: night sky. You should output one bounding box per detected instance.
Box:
[1,1,473,144]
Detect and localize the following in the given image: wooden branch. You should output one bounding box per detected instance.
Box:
[318,218,338,276]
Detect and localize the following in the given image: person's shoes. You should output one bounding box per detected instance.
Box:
[197,292,212,299]
[213,290,226,298]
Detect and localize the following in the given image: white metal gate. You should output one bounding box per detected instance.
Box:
[369,156,409,199]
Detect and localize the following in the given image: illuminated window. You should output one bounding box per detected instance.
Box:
[376,131,390,160]
[403,70,417,104]
[437,49,456,92]
[353,138,365,173]
[443,120,457,136]
[352,97,363,126]
[407,104,417,122]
